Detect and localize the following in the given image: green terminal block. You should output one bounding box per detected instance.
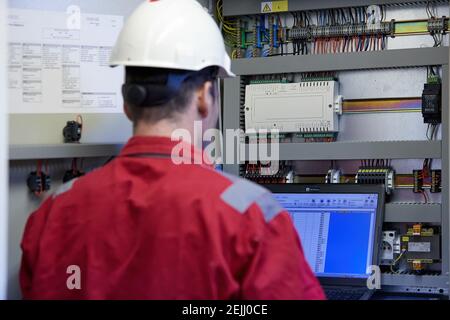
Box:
[240,30,247,49]
[249,79,289,84]
[296,133,338,139]
[245,132,286,139]
[427,75,441,84]
[301,77,336,82]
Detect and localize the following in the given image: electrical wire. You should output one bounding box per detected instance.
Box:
[242,5,448,58]
[216,0,239,48]
[76,114,83,138]
[390,250,407,274]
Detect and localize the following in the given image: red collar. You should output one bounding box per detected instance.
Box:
[120,136,212,166]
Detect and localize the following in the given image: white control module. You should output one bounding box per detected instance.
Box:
[244,81,342,134]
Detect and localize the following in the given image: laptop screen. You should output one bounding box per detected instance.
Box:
[273,192,378,279]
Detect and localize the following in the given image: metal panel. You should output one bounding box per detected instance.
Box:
[223,0,447,16]
[441,63,450,287]
[9,114,131,145]
[6,0,141,300]
[0,0,8,300]
[385,203,441,223]
[222,77,242,176]
[242,141,441,161]
[7,157,109,299]
[231,48,449,75]
[381,274,449,293]
[9,144,123,160]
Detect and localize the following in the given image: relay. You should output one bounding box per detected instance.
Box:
[422,83,441,124]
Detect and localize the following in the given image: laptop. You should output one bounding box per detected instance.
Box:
[266,184,385,300]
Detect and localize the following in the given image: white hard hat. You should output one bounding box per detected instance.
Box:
[110,0,234,78]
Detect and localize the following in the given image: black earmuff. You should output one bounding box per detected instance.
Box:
[122,84,147,107]
[122,69,217,107]
[122,83,177,107]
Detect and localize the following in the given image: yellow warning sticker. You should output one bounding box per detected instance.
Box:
[261,1,288,13]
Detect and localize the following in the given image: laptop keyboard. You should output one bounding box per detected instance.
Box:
[324,288,368,300]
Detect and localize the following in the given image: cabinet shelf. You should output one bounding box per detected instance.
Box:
[9,143,123,160]
[242,140,441,161]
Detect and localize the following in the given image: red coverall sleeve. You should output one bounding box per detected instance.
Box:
[240,208,326,300]
[20,197,53,299]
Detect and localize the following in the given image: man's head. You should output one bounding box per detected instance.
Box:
[123,66,219,135]
[110,0,233,140]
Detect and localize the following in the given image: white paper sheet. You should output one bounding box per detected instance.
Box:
[8,8,124,114]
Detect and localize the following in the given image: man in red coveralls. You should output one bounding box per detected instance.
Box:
[20,0,325,300]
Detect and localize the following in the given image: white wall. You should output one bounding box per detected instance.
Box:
[0,0,9,300]
[6,0,143,300]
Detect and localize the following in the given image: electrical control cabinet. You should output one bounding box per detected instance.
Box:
[244,81,341,133]
[222,0,450,297]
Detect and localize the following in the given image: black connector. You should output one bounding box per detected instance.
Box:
[431,169,442,193]
[63,169,85,183]
[27,172,42,194]
[63,121,82,143]
[27,172,51,194]
[422,83,441,124]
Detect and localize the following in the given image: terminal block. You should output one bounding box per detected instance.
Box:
[427,16,448,35]
[355,166,395,196]
[243,161,294,184]
[289,21,395,41]
[413,169,424,193]
[431,169,442,193]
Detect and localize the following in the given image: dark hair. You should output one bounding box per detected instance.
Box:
[124,66,218,124]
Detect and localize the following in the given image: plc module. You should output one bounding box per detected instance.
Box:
[244,81,342,134]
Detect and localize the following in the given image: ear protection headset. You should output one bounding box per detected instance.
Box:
[122,72,194,107]
[122,67,219,108]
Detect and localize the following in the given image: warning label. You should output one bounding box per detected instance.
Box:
[261,1,288,13]
[262,3,272,13]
